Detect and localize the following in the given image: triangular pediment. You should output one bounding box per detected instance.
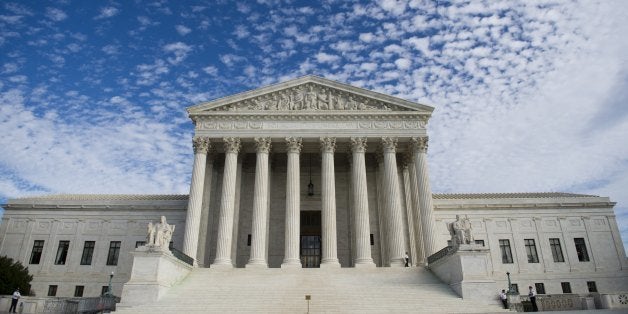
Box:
[187,76,434,114]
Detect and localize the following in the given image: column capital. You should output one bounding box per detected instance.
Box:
[411,137,429,153]
[254,137,272,153]
[222,137,241,154]
[381,137,398,153]
[285,137,302,153]
[320,136,336,153]
[192,137,211,154]
[350,137,368,153]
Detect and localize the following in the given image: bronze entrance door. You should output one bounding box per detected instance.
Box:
[300,211,321,268]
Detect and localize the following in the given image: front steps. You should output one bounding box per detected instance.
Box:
[115,267,505,313]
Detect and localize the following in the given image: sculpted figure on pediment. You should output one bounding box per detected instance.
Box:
[208,83,406,112]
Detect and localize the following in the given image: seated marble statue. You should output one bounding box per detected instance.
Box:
[448,215,474,247]
[146,216,175,250]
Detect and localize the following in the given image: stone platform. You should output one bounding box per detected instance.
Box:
[114,267,505,313]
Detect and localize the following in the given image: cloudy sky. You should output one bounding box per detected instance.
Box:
[1,0,627,251]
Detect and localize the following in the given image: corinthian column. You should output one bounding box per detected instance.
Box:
[247,137,271,268]
[351,137,375,267]
[408,154,425,265]
[411,137,437,257]
[381,137,406,267]
[320,137,340,267]
[212,137,241,267]
[183,137,210,265]
[282,137,302,268]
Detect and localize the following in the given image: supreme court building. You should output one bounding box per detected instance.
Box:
[1,76,627,312]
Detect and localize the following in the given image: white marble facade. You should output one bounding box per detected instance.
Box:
[0,76,626,298]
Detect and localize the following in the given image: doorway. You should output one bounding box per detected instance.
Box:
[300,211,321,268]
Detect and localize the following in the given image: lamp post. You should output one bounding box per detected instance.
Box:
[506,272,513,294]
[107,271,114,296]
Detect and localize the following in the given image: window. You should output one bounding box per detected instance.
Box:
[574,238,590,262]
[511,284,519,294]
[587,281,598,293]
[561,282,572,293]
[106,241,121,265]
[30,240,45,264]
[247,234,251,246]
[80,241,95,265]
[474,240,485,246]
[499,239,513,263]
[74,285,84,297]
[55,241,70,265]
[169,241,174,249]
[549,238,565,262]
[370,234,374,246]
[48,285,58,297]
[524,239,539,263]
[535,283,546,294]
[135,241,146,248]
[101,286,109,296]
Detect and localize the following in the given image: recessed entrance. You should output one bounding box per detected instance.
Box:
[300,211,321,268]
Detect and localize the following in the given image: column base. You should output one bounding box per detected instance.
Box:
[320,259,341,268]
[211,259,234,269]
[245,260,268,268]
[354,260,376,268]
[281,259,302,268]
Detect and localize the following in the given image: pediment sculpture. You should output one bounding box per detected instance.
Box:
[209,83,411,112]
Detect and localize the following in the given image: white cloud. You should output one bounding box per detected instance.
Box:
[394,58,411,70]
[175,25,191,36]
[102,44,119,55]
[203,65,218,76]
[315,52,340,64]
[163,42,192,64]
[377,0,407,15]
[46,8,67,22]
[95,7,119,19]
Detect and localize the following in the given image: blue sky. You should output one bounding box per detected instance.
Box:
[1,0,627,253]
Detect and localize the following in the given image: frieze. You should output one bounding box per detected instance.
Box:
[197,120,425,131]
[209,83,410,112]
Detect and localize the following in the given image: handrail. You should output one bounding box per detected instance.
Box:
[170,247,194,265]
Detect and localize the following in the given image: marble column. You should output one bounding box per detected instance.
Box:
[408,156,425,265]
[401,157,417,266]
[381,137,406,267]
[182,136,210,264]
[411,137,438,257]
[351,137,375,267]
[282,137,302,268]
[212,137,241,267]
[247,137,271,268]
[320,137,340,267]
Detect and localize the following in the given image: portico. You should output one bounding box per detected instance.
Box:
[181,76,438,268]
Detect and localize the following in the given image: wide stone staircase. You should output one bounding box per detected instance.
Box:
[115,267,506,313]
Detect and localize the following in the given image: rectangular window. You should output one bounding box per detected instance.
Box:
[55,241,70,265]
[80,241,95,265]
[474,240,485,246]
[106,241,121,266]
[370,234,374,246]
[247,234,251,246]
[511,284,519,294]
[74,285,84,297]
[587,281,597,293]
[535,283,546,294]
[48,285,57,297]
[561,282,572,293]
[524,239,539,263]
[135,241,146,248]
[101,286,109,296]
[30,240,45,264]
[499,239,513,263]
[549,238,565,262]
[574,238,590,262]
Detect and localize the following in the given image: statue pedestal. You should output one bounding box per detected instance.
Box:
[428,244,498,304]
[118,246,192,308]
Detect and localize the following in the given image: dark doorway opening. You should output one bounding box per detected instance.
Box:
[300,211,321,268]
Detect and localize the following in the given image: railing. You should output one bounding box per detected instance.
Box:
[170,247,194,265]
[43,296,119,313]
[427,245,455,264]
